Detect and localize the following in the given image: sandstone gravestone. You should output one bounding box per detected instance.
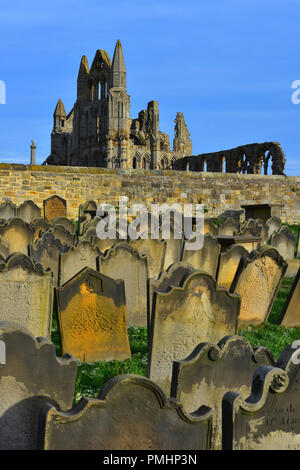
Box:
[51,217,76,235]
[99,242,148,327]
[48,225,76,247]
[30,218,50,243]
[92,233,123,255]
[181,234,221,279]
[56,267,130,362]
[0,322,77,450]
[218,218,240,236]
[43,195,67,221]
[148,271,241,395]
[130,237,166,279]
[17,200,41,224]
[222,345,300,450]
[59,240,100,286]
[171,336,275,450]
[204,219,218,236]
[230,247,287,328]
[41,375,213,450]
[30,231,69,287]
[0,236,9,259]
[0,201,16,220]
[271,226,297,260]
[217,245,248,291]
[278,268,300,327]
[0,254,54,338]
[161,227,183,272]
[0,218,33,255]
[266,216,282,240]
[78,200,97,235]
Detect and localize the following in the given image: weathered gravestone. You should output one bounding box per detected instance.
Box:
[43,195,67,221]
[218,218,240,236]
[130,237,166,279]
[59,240,100,286]
[148,271,241,395]
[266,216,282,240]
[99,242,148,327]
[78,200,97,235]
[277,268,300,327]
[0,218,33,255]
[181,234,221,279]
[230,246,287,328]
[51,217,76,235]
[41,374,213,450]
[47,225,76,247]
[217,245,248,291]
[56,267,130,362]
[0,322,77,450]
[17,200,41,224]
[0,254,54,338]
[204,219,218,236]
[92,232,123,255]
[171,336,275,450]
[148,262,195,329]
[0,236,9,259]
[30,231,69,287]
[30,218,50,243]
[222,345,300,450]
[271,226,297,260]
[161,226,183,272]
[0,200,16,220]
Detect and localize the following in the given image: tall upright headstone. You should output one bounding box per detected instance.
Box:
[278,268,300,327]
[59,240,100,286]
[43,195,67,222]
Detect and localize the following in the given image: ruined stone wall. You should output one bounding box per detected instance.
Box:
[0,163,298,223]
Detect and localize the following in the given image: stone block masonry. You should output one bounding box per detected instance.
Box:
[0,164,299,223]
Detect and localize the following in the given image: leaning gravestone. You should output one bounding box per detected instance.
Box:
[99,242,148,327]
[181,234,221,279]
[51,217,76,235]
[41,374,213,450]
[218,218,240,236]
[0,200,16,220]
[171,336,275,450]
[277,268,300,327]
[0,218,33,255]
[30,218,50,242]
[266,216,282,240]
[43,195,67,221]
[222,345,300,450]
[148,271,240,395]
[56,267,130,362]
[130,237,166,279]
[230,246,287,328]
[217,245,248,291]
[30,231,69,287]
[78,200,97,235]
[59,240,100,286]
[0,254,54,338]
[17,200,41,224]
[0,322,77,450]
[0,236,9,259]
[271,226,297,260]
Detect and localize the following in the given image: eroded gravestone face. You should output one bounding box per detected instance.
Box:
[266,216,281,240]
[99,242,148,327]
[181,234,221,279]
[271,226,297,260]
[217,245,248,291]
[43,195,67,222]
[56,267,130,362]
[218,218,240,236]
[17,200,41,224]
[0,254,54,338]
[171,336,275,450]
[59,240,100,286]
[222,345,300,450]
[30,218,50,243]
[51,217,76,235]
[48,225,76,247]
[204,219,218,236]
[0,322,77,450]
[231,246,287,328]
[148,272,240,395]
[130,237,166,279]
[0,218,33,255]
[278,268,300,327]
[0,201,16,220]
[41,375,213,450]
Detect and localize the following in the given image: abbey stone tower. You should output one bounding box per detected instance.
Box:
[44,40,192,170]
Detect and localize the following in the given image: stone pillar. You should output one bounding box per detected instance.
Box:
[120,139,128,169]
[106,139,113,168]
[30,140,36,165]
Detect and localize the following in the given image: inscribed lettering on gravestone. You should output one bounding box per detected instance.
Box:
[0,218,33,255]
[99,242,148,327]
[230,247,287,328]
[59,240,100,286]
[217,245,248,291]
[148,271,240,395]
[171,336,275,450]
[41,375,213,450]
[56,267,130,362]
[43,195,67,222]
[278,268,300,327]
[0,254,53,338]
[0,322,77,450]
[222,345,300,450]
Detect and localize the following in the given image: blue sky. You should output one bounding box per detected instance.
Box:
[0,0,299,175]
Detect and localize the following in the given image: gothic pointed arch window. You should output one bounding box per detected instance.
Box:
[118,102,124,118]
[142,157,146,169]
[133,156,137,169]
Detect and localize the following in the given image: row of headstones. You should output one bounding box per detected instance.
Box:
[1,322,300,450]
[0,196,67,223]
